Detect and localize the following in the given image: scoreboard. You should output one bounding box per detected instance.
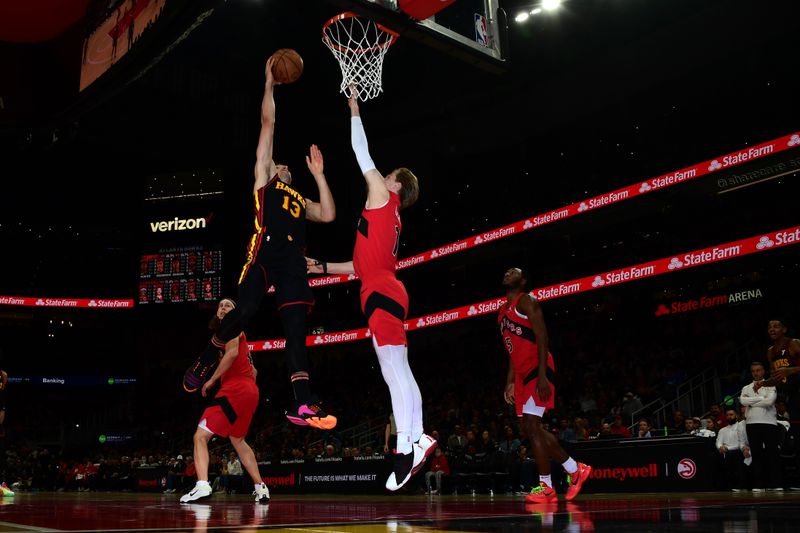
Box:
[138,248,222,304]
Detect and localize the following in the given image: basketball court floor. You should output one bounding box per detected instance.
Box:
[0,491,798,532]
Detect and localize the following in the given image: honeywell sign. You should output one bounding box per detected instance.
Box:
[149,217,207,233]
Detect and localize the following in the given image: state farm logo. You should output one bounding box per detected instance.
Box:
[523,220,533,229]
[314,336,324,345]
[347,274,356,281]
[36,299,45,306]
[639,182,652,193]
[591,276,605,288]
[416,318,425,327]
[89,300,98,307]
[431,250,439,258]
[655,304,670,316]
[261,340,285,350]
[577,202,589,212]
[467,306,478,316]
[365,329,371,337]
[789,134,800,147]
[756,236,774,249]
[677,458,696,479]
[474,236,484,244]
[708,160,722,171]
[668,257,684,270]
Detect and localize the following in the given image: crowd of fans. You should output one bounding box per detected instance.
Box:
[2,295,795,494]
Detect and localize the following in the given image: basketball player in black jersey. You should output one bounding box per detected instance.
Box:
[184,56,337,430]
[756,319,800,418]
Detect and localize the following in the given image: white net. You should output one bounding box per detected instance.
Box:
[322,12,398,101]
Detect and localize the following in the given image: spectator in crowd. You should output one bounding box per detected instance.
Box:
[696,418,717,438]
[741,361,781,491]
[557,419,577,443]
[447,425,467,456]
[165,455,186,494]
[222,451,244,494]
[715,408,749,491]
[671,410,687,435]
[621,391,644,424]
[424,447,450,494]
[637,418,652,438]
[609,415,632,438]
[709,403,727,429]
[597,423,615,439]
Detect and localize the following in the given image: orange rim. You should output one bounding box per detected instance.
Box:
[322,11,399,54]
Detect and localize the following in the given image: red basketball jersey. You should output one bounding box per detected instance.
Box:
[498,293,554,379]
[220,333,255,385]
[353,192,401,282]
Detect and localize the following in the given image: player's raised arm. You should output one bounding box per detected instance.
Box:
[254,57,279,192]
[349,94,388,209]
[304,144,336,223]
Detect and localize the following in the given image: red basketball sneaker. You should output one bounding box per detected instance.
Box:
[525,482,557,504]
[565,462,592,501]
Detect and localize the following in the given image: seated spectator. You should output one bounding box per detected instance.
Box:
[597,423,616,439]
[557,419,577,443]
[671,410,687,435]
[637,418,653,438]
[221,452,244,494]
[700,417,718,437]
[709,403,727,429]
[424,447,451,494]
[609,415,632,438]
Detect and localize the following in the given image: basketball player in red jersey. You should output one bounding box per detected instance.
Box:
[306,94,435,491]
[183,57,337,431]
[181,299,270,504]
[499,268,591,503]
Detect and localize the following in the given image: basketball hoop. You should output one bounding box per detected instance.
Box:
[322,12,399,101]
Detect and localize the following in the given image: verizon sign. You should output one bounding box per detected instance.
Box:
[149,217,207,233]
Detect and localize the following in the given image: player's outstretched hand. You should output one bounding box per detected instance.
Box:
[306,144,324,176]
[265,56,279,86]
[306,256,325,275]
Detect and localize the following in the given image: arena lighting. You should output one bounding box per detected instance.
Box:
[542,0,562,11]
[515,2,559,23]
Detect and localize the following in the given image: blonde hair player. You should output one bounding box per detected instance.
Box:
[306,93,434,491]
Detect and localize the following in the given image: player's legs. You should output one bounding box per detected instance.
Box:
[230,436,271,503]
[399,346,424,443]
[192,426,214,481]
[180,426,214,502]
[373,338,416,454]
[278,302,313,401]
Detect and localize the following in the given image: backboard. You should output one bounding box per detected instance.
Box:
[326,0,508,73]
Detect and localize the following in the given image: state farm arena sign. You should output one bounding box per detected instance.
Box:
[655,288,764,317]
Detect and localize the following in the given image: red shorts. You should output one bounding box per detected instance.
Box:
[515,374,555,417]
[361,278,409,347]
[200,379,259,438]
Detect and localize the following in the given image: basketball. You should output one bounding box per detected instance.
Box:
[270,48,304,84]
